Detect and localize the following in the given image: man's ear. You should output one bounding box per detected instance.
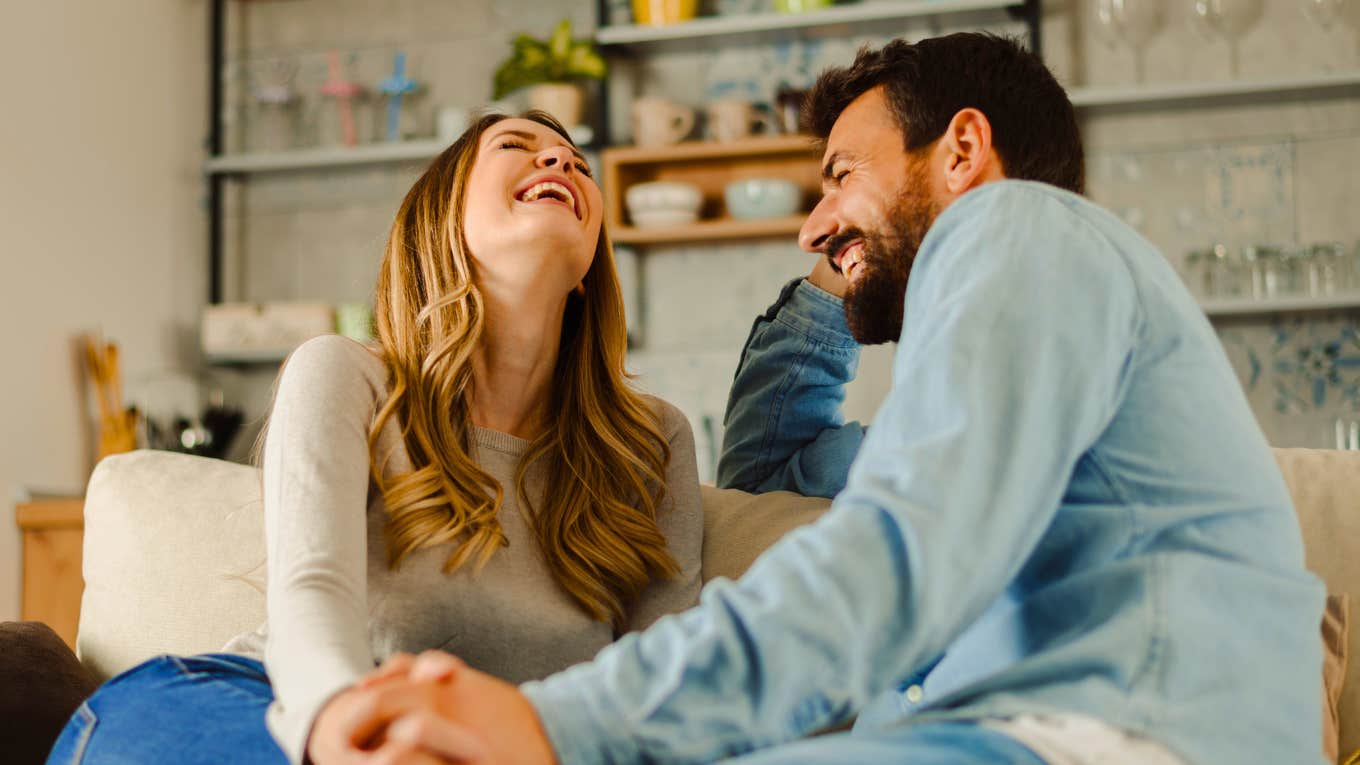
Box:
[939,108,1000,195]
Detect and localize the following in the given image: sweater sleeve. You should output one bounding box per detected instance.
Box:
[624,399,704,634]
[260,335,383,764]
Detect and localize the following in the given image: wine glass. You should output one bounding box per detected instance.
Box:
[1300,0,1347,28]
[1299,0,1353,71]
[1092,0,1164,83]
[1191,0,1263,78]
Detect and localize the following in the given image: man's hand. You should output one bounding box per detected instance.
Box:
[382,652,557,765]
[807,255,848,298]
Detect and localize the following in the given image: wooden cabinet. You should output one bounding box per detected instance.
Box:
[602,134,822,246]
[16,498,85,649]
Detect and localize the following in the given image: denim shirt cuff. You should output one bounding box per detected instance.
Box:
[521,678,638,765]
[774,280,857,349]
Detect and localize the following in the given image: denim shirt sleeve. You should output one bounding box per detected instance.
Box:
[715,278,866,498]
[521,184,1141,765]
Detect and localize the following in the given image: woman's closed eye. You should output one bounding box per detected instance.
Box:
[499,139,593,178]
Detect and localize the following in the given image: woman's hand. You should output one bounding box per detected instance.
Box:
[306,653,487,765]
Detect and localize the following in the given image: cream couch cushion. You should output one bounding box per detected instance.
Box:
[78,451,268,681]
[79,448,1359,752]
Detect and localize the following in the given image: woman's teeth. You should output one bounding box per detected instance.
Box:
[519,181,575,212]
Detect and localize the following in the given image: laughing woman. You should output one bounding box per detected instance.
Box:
[47,112,703,765]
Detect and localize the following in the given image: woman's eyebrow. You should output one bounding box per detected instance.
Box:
[488,129,587,165]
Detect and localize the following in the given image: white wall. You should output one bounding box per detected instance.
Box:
[0,1,206,620]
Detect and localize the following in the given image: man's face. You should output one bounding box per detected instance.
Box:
[798,86,940,345]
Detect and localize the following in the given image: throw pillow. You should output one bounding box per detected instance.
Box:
[1323,594,1349,764]
[0,621,99,765]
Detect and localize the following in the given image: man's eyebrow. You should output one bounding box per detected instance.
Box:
[821,151,847,182]
[488,128,587,164]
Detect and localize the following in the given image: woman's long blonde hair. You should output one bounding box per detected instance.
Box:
[371,111,678,630]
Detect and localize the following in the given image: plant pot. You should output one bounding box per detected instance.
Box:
[527,83,585,128]
[631,0,698,25]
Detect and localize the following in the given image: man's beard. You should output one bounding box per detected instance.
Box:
[829,175,937,345]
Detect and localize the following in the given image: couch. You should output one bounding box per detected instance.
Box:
[76,449,1359,759]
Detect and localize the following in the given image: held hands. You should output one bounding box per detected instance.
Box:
[307,651,557,765]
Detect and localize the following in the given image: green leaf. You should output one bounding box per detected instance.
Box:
[566,43,606,80]
[549,19,572,62]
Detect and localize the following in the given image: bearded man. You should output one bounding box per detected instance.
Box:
[320,33,1325,765]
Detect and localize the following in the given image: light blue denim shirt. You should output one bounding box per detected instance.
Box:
[522,181,1326,765]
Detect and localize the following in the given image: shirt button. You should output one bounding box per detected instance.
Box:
[905,684,924,704]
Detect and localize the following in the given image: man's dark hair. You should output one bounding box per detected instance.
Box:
[805,33,1084,194]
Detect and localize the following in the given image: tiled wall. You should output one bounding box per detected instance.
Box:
[214,0,1360,473]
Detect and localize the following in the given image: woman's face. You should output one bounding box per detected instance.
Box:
[460,118,604,300]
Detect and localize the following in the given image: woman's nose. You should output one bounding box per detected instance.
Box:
[536,146,576,172]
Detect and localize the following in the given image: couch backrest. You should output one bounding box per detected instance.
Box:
[79,449,1358,752]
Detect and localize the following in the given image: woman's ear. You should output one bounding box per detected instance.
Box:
[573,280,586,296]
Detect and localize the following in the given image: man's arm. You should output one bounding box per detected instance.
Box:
[520,185,1141,765]
[716,259,866,498]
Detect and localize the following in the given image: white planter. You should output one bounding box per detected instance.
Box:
[527,83,585,128]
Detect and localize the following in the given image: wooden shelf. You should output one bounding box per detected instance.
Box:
[613,215,804,245]
[603,136,821,246]
[596,0,1024,48]
[603,134,820,163]
[1201,292,1360,318]
[1070,70,1360,112]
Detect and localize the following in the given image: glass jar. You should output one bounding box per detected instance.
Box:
[1206,243,1241,298]
[1307,242,1348,296]
[1182,248,1211,299]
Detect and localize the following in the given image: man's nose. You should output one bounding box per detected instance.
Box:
[798,195,838,254]
[537,146,576,172]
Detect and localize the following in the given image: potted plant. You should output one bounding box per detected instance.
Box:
[493,18,606,128]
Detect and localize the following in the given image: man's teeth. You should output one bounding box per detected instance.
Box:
[520,181,575,210]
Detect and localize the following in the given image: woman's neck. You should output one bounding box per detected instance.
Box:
[467,289,568,440]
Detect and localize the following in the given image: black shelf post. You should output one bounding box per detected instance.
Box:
[208,0,225,304]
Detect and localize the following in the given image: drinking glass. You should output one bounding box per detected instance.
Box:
[1191,0,1264,77]
[1308,242,1348,295]
[1093,0,1164,82]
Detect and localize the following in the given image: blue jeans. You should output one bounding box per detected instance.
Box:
[718,722,1047,764]
[47,654,287,765]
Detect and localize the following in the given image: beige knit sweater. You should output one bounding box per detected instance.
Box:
[221,335,703,763]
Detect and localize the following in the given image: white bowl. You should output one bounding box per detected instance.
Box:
[626,181,703,225]
[724,178,801,220]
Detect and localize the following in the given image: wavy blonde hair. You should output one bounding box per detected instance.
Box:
[370,111,678,630]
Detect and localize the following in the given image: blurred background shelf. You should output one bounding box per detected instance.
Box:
[205,139,448,175]
[595,0,1028,48]
[1201,292,1360,318]
[1070,70,1360,111]
[203,348,291,366]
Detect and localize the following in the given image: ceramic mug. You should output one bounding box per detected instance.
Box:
[632,97,695,146]
[705,98,778,142]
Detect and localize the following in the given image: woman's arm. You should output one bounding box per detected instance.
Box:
[622,399,705,634]
[261,335,387,764]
